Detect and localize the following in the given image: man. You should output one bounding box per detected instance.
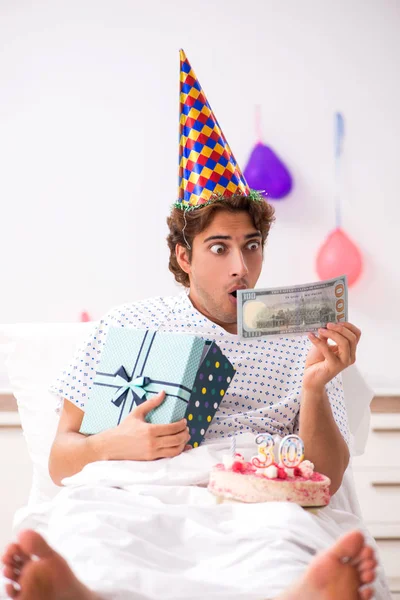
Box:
[49,51,351,496]
[0,203,377,597]
[1,50,377,599]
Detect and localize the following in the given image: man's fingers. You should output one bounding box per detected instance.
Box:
[132,390,166,419]
[318,328,353,364]
[325,323,358,362]
[155,429,190,449]
[308,332,340,365]
[328,321,361,342]
[151,418,188,437]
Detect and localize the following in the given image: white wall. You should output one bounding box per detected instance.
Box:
[0,0,399,392]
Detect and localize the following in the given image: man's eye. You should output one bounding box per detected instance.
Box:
[210,244,225,255]
[247,241,260,251]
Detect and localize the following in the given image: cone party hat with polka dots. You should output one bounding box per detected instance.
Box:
[176,49,263,210]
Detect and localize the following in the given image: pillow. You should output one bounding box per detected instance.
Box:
[0,322,95,505]
[341,365,373,456]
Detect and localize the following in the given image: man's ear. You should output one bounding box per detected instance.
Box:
[175,244,191,275]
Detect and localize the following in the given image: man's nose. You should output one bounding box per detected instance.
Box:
[230,249,249,278]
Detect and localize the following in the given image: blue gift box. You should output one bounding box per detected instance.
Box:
[80,328,235,445]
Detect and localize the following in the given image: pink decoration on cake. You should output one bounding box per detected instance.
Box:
[277,467,288,480]
[232,461,246,473]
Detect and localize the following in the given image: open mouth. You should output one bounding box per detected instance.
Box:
[228,286,247,301]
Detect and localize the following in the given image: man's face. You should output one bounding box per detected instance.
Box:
[180,210,263,334]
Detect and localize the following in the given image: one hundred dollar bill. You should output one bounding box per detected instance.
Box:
[237,275,348,339]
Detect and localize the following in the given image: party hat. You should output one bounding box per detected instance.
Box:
[176,49,262,210]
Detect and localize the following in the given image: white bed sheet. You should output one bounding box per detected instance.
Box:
[2,435,391,600]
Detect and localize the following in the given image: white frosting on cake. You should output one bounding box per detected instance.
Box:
[222,453,245,470]
[222,455,235,469]
[299,460,315,478]
[263,465,278,479]
[284,467,295,478]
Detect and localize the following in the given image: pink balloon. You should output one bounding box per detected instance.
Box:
[316,228,363,287]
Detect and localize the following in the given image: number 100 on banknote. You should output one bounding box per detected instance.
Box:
[237,276,348,339]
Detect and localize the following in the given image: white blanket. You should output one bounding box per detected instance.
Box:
[5,435,390,600]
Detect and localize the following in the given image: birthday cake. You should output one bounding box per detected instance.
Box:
[208,434,331,507]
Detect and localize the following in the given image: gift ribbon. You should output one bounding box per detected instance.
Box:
[94,366,150,423]
[109,367,149,408]
[95,366,192,425]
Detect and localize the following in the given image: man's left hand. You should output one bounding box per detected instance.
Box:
[303,322,361,392]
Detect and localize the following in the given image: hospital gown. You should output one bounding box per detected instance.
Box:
[51,291,349,445]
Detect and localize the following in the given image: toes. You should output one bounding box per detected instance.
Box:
[353,544,375,566]
[359,586,374,600]
[5,581,20,598]
[331,530,365,562]
[1,543,18,565]
[359,545,375,561]
[17,530,54,560]
[3,565,21,582]
[359,557,377,572]
[1,543,29,567]
[358,555,377,586]
[360,567,376,585]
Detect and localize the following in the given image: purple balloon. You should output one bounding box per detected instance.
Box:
[244,143,292,200]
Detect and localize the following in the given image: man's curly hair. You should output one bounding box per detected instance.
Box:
[166,196,275,287]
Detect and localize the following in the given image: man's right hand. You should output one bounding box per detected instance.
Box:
[103,391,191,461]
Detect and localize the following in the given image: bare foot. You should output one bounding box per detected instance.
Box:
[277,530,377,600]
[1,530,100,600]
